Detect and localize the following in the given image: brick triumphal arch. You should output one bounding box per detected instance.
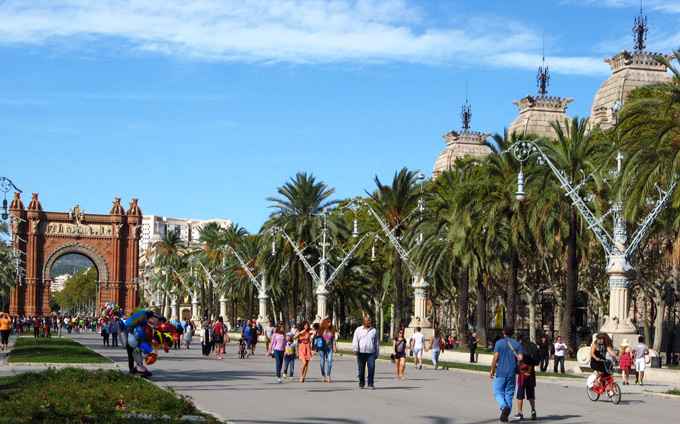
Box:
[8,193,142,316]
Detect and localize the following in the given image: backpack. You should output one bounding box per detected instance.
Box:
[522,341,540,366]
[316,335,324,349]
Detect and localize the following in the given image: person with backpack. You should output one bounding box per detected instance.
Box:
[172,316,183,349]
[515,335,537,421]
[317,318,337,382]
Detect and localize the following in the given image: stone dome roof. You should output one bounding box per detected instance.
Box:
[508,95,573,140]
[433,130,491,178]
[126,198,142,216]
[109,197,125,215]
[9,192,24,210]
[589,50,673,131]
[27,193,42,211]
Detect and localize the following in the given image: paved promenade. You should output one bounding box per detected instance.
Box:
[3,332,679,423]
[75,333,680,423]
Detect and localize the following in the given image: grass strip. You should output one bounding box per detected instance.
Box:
[337,349,585,378]
[7,337,113,364]
[0,368,220,424]
[664,388,680,396]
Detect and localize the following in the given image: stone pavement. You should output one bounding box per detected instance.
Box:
[3,332,679,423]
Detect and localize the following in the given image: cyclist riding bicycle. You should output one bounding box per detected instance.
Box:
[590,332,619,386]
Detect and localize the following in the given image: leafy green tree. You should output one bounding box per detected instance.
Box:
[54,267,98,313]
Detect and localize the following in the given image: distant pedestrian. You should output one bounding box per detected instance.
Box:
[469,332,479,363]
[426,328,444,370]
[201,321,213,357]
[183,319,194,349]
[410,326,425,369]
[250,322,260,355]
[0,313,11,350]
[283,334,296,379]
[515,335,537,421]
[490,325,522,423]
[537,335,550,372]
[214,317,225,359]
[633,335,649,386]
[352,316,380,389]
[269,323,286,383]
[171,316,183,349]
[102,318,110,346]
[317,318,337,382]
[392,329,407,380]
[110,318,119,347]
[294,321,312,383]
[619,339,633,384]
[553,336,567,374]
[241,319,253,356]
[33,316,40,338]
[264,320,275,357]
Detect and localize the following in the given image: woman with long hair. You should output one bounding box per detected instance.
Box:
[590,333,619,385]
[619,338,633,384]
[317,318,338,382]
[294,321,313,382]
[392,329,407,380]
[426,328,444,370]
[269,323,287,383]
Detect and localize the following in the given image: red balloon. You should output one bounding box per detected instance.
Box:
[144,325,153,341]
[156,323,177,333]
[145,352,158,365]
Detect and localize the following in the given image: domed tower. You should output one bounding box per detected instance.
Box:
[433,86,491,179]
[508,40,573,140]
[589,5,673,131]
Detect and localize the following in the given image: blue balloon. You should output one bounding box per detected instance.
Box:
[140,341,153,354]
[127,332,138,348]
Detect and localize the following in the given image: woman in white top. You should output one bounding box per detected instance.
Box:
[183,320,194,348]
[426,328,443,370]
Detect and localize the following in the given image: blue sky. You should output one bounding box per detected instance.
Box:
[2,0,679,233]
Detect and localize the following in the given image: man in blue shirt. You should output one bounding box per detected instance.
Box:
[242,319,253,356]
[490,325,522,422]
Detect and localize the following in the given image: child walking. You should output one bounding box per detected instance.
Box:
[283,335,296,379]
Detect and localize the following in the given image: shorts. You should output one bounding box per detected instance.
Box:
[590,358,608,373]
[516,385,535,400]
[635,357,646,372]
[413,348,423,359]
[395,352,406,359]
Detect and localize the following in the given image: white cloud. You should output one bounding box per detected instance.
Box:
[0,0,609,75]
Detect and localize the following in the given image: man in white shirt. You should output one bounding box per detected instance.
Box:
[553,336,568,374]
[633,335,649,386]
[410,326,425,369]
[352,316,380,389]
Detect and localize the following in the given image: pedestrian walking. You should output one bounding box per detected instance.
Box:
[250,322,260,355]
[269,323,286,383]
[352,316,380,389]
[426,328,444,370]
[264,320,275,357]
[294,321,312,382]
[410,326,425,369]
[490,325,522,423]
[469,332,479,363]
[553,336,567,374]
[283,334,296,379]
[102,318,110,346]
[241,319,253,356]
[317,318,338,383]
[201,321,213,357]
[0,313,11,350]
[110,318,119,347]
[214,317,225,359]
[537,335,550,372]
[515,335,537,421]
[183,319,194,349]
[633,335,649,386]
[619,339,633,384]
[392,329,407,380]
[171,316,183,349]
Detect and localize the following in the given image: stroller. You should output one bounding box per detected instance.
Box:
[238,337,248,359]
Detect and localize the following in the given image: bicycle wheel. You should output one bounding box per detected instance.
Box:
[610,382,621,404]
[587,385,600,401]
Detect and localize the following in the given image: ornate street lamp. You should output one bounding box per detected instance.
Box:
[1,177,21,221]
[506,139,676,349]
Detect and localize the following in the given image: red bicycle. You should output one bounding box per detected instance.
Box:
[587,360,621,404]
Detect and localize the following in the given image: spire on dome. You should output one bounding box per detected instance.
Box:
[537,33,550,96]
[461,80,471,131]
[633,1,648,51]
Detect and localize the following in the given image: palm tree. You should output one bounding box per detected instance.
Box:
[539,117,606,356]
[367,168,422,336]
[266,172,339,322]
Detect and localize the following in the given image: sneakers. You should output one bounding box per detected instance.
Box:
[359,385,364,389]
[283,373,287,378]
[368,385,375,390]
[276,377,281,383]
[500,406,511,422]
[531,410,536,421]
[514,413,523,419]
[418,364,422,370]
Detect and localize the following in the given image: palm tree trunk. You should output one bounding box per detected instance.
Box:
[458,268,470,348]
[292,259,299,323]
[246,285,254,321]
[476,279,488,347]
[561,204,578,358]
[394,247,404,337]
[507,247,519,328]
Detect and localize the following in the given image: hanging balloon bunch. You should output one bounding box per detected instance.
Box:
[124,308,179,376]
[103,302,124,320]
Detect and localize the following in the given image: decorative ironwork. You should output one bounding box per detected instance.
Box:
[537,34,549,95]
[633,2,648,51]
[461,80,471,131]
